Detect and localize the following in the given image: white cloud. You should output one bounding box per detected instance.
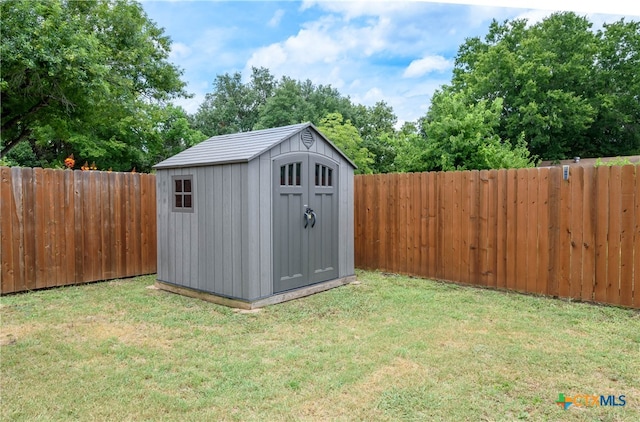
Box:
[417,0,639,16]
[244,12,395,84]
[303,0,422,20]
[169,42,191,61]
[268,9,285,28]
[403,55,453,78]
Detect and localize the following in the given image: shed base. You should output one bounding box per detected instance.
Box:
[154,275,357,309]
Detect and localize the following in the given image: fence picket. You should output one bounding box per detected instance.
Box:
[1,167,15,293]
[570,166,585,299]
[620,165,635,307]
[635,165,640,308]
[607,166,622,305]
[581,166,595,301]
[536,168,550,295]
[526,169,539,294]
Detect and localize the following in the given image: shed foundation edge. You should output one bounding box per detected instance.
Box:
[154,275,357,309]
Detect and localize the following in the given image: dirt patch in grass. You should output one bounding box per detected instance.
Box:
[299,357,428,420]
[1,317,177,352]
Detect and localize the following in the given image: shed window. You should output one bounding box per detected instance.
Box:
[280,162,302,186]
[173,175,194,212]
[315,164,333,187]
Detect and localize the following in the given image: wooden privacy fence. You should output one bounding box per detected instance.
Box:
[1,167,157,294]
[354,165,639,309]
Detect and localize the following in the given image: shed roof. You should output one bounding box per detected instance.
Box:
[154,122,356,169]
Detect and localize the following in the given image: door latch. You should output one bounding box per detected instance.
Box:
[303,208,317,228]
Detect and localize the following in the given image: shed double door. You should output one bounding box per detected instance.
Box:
[273,154,339,293]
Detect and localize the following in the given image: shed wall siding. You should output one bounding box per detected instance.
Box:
[157,164,251,299]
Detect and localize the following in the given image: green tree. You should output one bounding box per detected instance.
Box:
[351,101,399,173]
[588,19,640,156]
[255,77,313,129]
[317,113,373,174]
[134,105,207,171]
[255,77,356,130]
[192,67,275,136]
[1,0,188,169]
[405,90,535,171]
[450,12,639,160]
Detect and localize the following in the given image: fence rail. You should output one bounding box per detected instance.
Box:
[354,166,639,309]
[1,167,156,294]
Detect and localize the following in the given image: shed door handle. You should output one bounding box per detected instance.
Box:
[304,208,316,229]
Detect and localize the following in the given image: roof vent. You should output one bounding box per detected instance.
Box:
[301,129,315,149]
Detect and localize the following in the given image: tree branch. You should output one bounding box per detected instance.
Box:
[0,126,31,158]
[1,99,49,134]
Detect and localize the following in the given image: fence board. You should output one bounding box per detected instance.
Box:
[443,172,454,281]
[100,172,112,280]
[354,176,364,268]
[607,166,622,305]
[581,166,595,301]
[43,169,56,288]
[460,171,471,284]
[478,170,490,286]
[526,169,538,294]
[1,167,14,293]
[53,169,66,286]
[411,173,421,275]
[594,166,609,303]
[619,165,635,307]
[558,169,572,298]
[64,170,76,286]
[73,171,85,284]
[536,168,550,295]
[427,172,437,278]
[379,175,389,271]
[547,168,561,297]
[635,166,640,308]
[569,167,584,299]
[486,170,498,288]
[505,169,518,291]
[515,169,528,292]
[141,174,151,275]
[398,173,408,274]
[496,169,507,289]
[419,173,428,277]
[633,167,640,308]
[21,168,36,290]
[1,167,157,294]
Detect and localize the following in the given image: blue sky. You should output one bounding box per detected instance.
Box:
[141,1,639,126]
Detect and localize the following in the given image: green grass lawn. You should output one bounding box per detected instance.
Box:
[1,270,639,421]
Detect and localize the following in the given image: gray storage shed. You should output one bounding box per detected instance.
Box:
[153,122,356,308]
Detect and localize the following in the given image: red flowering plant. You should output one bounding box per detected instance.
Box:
[64,154,75,169]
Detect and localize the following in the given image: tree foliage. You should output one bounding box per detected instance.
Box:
[193,68,357,136]
[191,67,276,136]
[397,90,535,171]
[317,113,373,174]
[1,0,195,171]
[450,12,640,160]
